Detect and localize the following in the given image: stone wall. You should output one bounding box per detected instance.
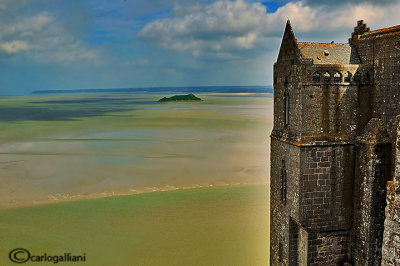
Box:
[313,232,351,264]
[270,138,301,265]
[272,60,304,143]
[355,24,400,175]
[300,145,353,265]
[357,29,400,125]
[381,181,400,265]
[349,24,400,265]
[300,145,353,231]
[300,84,359,140]
[381,116,400,265]
[352,139,391,266]
[270,141,354,266]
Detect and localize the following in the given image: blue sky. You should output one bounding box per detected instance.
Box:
[0,0,399,95]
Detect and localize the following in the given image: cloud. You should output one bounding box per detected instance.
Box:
[1,0,399,94]
[0,0,30,11]
[272,1,400,36]
[139,0,400,61]
[138,0,273,59]
[0,40,29,54]
[234,32,258,49]
[0,9,100,64]
[303,0,398,7]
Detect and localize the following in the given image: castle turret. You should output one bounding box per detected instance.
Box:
[270,20,364,265]
[268,19,400,265]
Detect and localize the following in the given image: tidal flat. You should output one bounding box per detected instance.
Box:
[0,93,273,208]
[0,185,269,266]
[0,92,272,265]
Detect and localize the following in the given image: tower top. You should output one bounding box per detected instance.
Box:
[349,20,370,44]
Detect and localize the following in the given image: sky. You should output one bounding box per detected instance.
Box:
[0,0,400,95]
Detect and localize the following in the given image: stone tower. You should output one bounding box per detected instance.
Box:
[270,20,400,265]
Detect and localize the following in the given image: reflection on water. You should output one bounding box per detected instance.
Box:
[0,106,132,121]
[0,93,273,208]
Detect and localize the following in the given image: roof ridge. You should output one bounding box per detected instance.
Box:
[298,41,360,65]
[363,24,400,35]
[298,42,348,45]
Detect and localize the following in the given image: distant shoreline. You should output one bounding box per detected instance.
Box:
[0,182,268,211]
[31,85,273,95]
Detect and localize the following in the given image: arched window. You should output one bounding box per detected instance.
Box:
[333,72,342,83]
[344,71,352,83]
[281,160,287,205]
[284,93,290,126]
[365,71,372,84]
[323,72,331,83]
[354,71,362,83]
[312,72,320,83]
[284,82,290,126]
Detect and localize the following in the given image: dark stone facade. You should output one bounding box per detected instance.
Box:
[270,20,400,265]
[381,116,400,265]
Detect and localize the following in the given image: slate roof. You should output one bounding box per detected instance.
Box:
[361,24,400,38]
[298,42,361,65]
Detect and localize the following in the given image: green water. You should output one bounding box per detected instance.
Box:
[0,93,272,208]
[0,93,272,265]
[0,185,269,266]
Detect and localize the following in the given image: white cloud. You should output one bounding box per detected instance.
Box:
[264,2,316,32]
[0,40,29,53]
[272,1,392,32]
[139,0,269,58]
[138,0,400,60]
[141,0,267,40]
[265,1,400,36]
[235,32,257,49]
[0,12,53,38]
[304,0,398,6]
[0,11,100,63]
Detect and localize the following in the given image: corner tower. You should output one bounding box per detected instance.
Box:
[270,20,370,265]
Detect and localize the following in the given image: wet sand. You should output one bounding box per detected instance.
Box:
[0,93,273,208]
[0,184,270,266]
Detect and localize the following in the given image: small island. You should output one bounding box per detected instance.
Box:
[158,94,202,102]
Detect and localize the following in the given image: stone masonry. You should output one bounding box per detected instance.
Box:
[270,20,400,265]
[381,116,400,265]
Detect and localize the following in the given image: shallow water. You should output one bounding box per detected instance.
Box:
[0,93,273,208]
[0,185,270,266]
